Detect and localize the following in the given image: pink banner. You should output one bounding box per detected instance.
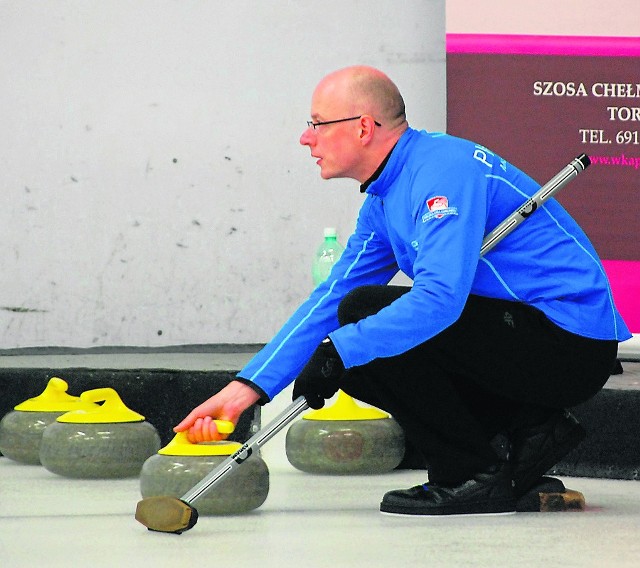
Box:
[447,33,640,56]
[602,261,640,332]
[446,33,639,332]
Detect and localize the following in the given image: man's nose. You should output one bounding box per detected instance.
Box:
[300,127,315,146]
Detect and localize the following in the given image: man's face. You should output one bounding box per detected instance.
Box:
[299,84,363,181]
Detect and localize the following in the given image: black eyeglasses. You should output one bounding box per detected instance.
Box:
[306,115,382,130]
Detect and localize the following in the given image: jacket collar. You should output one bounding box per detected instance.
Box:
[361,128,416,197]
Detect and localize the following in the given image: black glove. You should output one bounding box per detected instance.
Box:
[292,338,345,409]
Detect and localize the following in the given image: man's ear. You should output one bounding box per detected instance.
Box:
[358,116,376,145]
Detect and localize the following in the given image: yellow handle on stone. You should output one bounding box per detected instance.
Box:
[304,390,391,421]
[14,377,89,412]
[57,387,144,423]
[158,423,239,456]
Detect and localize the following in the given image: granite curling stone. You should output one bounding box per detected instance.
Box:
[285,390,405,474]
[140,427,269,515]
[0,377,97,465]
[39,387,161,479]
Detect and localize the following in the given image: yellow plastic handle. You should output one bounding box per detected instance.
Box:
[304,390,390,421]
[14,377,84,412]
[158,426,239,456]
[80,387,122,405]
[58,387,144,423]
[210,420,235,434]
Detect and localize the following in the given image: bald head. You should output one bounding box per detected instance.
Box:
[301,66,408,183]
[316,66,407,131]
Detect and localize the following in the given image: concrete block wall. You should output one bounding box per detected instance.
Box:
[0,0,446,349]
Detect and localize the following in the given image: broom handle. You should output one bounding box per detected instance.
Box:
[480,153,590,255]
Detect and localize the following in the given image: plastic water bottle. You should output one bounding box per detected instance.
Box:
[312,227,345,285]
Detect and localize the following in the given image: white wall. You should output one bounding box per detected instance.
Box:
[0,0,445,348]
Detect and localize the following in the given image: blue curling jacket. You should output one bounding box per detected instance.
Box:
[238,128,631,401]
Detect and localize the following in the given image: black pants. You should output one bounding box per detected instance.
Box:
[337,286,618,485]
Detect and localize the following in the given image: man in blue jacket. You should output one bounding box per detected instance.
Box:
[175,65,630,516]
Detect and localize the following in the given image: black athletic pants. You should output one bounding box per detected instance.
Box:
[337,286,619,485]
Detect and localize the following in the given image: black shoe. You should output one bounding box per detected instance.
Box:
[511,410,585,497]
[380,463,516,516]
[515,476,566,512]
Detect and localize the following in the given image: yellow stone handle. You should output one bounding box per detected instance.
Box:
[44,377,74,399]
[158,424,238,456]
[57,387,145,423]
[304,390,391,421]
[171,419,236,442]
[80,387,124,405]
[14,377,85,412]
[302,390,390,420]
[209,420,235,435]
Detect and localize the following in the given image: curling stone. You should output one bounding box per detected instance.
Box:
[285,390,405,474]
[0,377,97,465]
[140,427,269,515]
[39,387,161,478]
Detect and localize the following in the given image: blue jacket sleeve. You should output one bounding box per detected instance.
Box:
[236,198,399,400]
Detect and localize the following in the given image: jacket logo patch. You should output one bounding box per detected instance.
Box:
[422,196,458,222]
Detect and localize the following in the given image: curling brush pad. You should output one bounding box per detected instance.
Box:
[135,496,199,534]
[539,489,586,512]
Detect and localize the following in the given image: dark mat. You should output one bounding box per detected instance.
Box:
[551,386,640,480]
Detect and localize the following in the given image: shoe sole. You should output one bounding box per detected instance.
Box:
[380,509,516,518]
[379,499,516,517]
[514,422,586,497]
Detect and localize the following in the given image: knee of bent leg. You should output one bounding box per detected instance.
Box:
[338,284,411,326]
[337,286,376,326]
